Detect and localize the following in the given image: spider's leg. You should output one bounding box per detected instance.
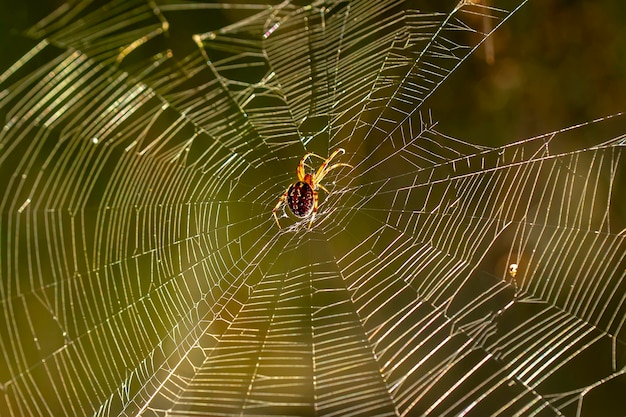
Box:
[308,189,318,229]
[298,152,326,181]
[304,152,328,162]
[272,188,290,229]
[315,162,353,184]
[317,183,329,194]
[313,148,347,183]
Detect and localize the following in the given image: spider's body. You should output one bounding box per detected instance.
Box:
[287,180,315,217]
[273,148,352,229]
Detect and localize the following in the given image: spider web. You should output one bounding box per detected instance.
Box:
[0,0,624,416]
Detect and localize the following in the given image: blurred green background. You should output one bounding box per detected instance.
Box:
[426,0,625,147]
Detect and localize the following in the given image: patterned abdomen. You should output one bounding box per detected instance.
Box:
[287,181,314,217]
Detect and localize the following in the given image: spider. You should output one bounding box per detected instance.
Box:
[273,148,352,229]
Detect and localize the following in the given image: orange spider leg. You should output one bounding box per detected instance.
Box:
[313,148,343,178]
[313,148,350,183]
[308,189,319,229]
[315,162,353,184]
[272,187,290,228]
[317,183,330,194]
[298,152,326,182]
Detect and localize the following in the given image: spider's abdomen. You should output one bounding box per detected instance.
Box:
[287,181,314,217]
